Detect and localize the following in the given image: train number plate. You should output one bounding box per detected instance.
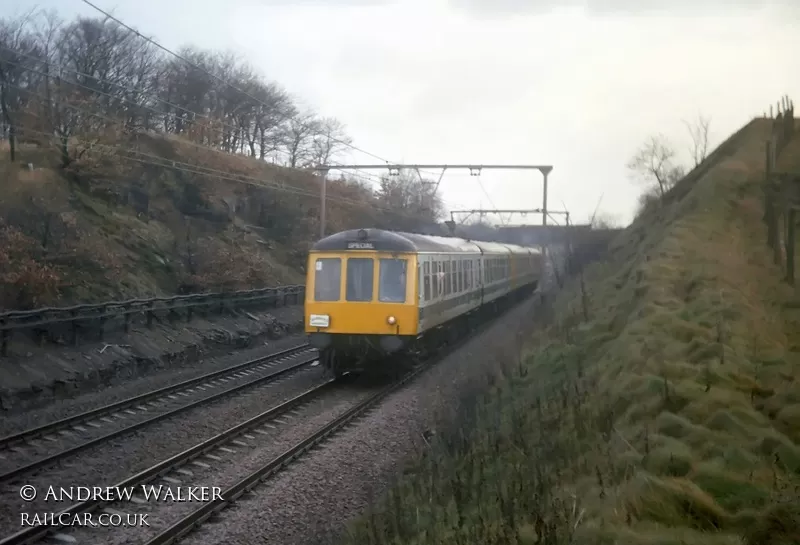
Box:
[309,314,330,327]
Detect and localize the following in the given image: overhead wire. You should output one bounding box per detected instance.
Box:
[78,0,460,187]
[5,4,481,216]
[0,50,388,187]
[79,0,401,166]
[9,122,434,222]
[0,61,389,194]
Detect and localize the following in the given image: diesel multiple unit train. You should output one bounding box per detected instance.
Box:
[304,228,543,376]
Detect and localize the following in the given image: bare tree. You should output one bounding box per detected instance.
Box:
[0,11,40,161]
[684,113,711,168]
[627,134,685,201]
[375,170,443,230]
[281,110,320,168]
[0,9,438,234]
[310,117,352,166]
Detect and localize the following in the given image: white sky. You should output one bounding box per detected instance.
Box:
[9,0,800,226]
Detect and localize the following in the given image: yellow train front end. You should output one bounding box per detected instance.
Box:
[303,229,421,376]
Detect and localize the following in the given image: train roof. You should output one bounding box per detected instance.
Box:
[310,228,541,255]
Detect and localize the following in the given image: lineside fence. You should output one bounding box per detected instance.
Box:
[0,285,305,358]
[762,95,798,283]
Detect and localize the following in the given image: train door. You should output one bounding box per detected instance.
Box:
[417,256,424,302]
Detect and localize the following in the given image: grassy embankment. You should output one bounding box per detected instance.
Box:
[342,117,800,545]
[0,133,391,308]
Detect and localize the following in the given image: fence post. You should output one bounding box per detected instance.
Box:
[787,208,796,285]
[774,208,784,266]
[764,141,773,226]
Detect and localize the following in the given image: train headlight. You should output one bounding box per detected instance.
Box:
[387,315,396,325]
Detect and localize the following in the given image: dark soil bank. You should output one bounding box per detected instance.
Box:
[0,305,303,414]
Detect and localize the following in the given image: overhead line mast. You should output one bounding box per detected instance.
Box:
[315,164,553,238]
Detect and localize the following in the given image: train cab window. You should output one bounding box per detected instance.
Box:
[423,262,431,301]
[314,258,342,301]
[379,258,407,303]
[346,258,374,302]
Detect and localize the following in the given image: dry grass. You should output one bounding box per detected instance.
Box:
[0,134,355,307]
[341,117,800,545]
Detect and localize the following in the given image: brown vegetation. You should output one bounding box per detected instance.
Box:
[0,10,442,309]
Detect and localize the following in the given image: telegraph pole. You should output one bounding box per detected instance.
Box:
[319,170,327,238]
[315,164,553,239]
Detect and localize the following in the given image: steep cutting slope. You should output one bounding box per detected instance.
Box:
[343,117,800,545]
[0,132,428,309]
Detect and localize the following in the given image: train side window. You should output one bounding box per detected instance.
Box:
[450,261,456,294]
[379,258,407,303]
[444,261,451,295]
[314,257,341,301]
[457,261,463,292]
[346,257,374,302]
[423,261,431,301]
[432,261,440,298]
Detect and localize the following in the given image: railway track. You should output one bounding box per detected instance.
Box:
[145,364,426,545]
[2,295,532,545]
[5,355,438,545]
[0,343,317,483]
[0,376,352,545]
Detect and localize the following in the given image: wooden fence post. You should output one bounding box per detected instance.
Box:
[787,208,796,284]
[765,141,774,235]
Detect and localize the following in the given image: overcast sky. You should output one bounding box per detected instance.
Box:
[9,0,800,226]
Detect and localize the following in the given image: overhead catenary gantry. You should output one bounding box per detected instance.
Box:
[314,164,554,238]
[448,208,570,227]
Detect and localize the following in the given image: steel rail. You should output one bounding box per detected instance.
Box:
[144,364,425,545]
[0,343,312,450]
[142,293,535,545]
[0,379,339,545]
[0,348,319,483]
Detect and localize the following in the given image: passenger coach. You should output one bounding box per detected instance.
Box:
[304,228,542,377]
